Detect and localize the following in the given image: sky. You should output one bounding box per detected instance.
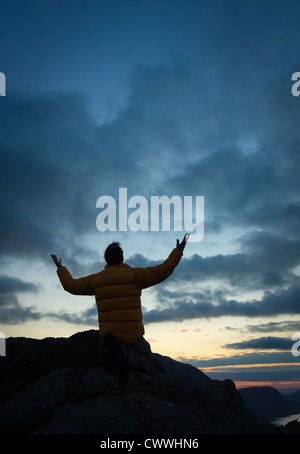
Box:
[0,0,300,391]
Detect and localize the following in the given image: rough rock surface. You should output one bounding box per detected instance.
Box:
[0,330,298,434]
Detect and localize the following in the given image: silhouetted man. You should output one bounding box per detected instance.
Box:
[51,234,188,382]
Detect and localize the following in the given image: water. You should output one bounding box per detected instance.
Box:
[271,413,300,426]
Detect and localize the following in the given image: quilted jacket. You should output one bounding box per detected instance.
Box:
[57,248,182,345]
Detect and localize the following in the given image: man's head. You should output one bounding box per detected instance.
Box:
[104,241,124,265]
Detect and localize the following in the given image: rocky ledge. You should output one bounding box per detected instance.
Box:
[0,330,298,434]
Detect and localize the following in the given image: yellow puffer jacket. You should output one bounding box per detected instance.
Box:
[57,248,182,345]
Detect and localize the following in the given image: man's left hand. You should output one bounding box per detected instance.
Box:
[176,234,189,252]
[51,254,62,268]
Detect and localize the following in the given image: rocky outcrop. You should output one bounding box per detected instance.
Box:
[0,330,290,434]
[0,365,272,434]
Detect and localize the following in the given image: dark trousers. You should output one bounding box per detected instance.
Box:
[102,334,154,385]
[127,336,154,374]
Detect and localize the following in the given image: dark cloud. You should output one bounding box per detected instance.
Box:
[243,321,300,334]
[0,1,300,339]
[223,321,300,334]
[143,283,300,323]
[0,275,38,294]
[0,90,144,266]
[1,51,299,266]
[0,273,97,326]
[0,92,95,261]
[176,232,300,290]
[180,351,297,369]
[47,304,98,327]
[168,141,300,238]
[138,228,300,324]
[178,351,300,383]
[207,365,300,384]
[0,294,41,325]
[0,275,40,324]
[225,336,294,351]
[126,255,158,268]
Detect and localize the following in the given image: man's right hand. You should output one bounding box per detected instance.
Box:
[51,254,62,268]
[176,234,190,252]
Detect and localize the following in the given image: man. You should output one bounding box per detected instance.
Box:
[51,234,188,381]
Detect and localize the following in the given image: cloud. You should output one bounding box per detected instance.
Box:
[0,90,147,267]
[143,282,300,323]
[138,227,300,324]
[1,266,298,328]
[47,304,98,327]
[0,272,98,326]
[224,336,294,351]
[0,275,40,324]
[0,92,95,262]
[168,141,300,239]
[227,321,300,334]
[170,328,202,334]
[1,63,206,269]
[175,232,300,290]
[1,50,300,267]
[0,275,38,294]
[180,351,298,369]
[206,365,300,385]
[0,294,42,325]
[0,27,300,338]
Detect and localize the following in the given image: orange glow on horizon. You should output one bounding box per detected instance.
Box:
[200,363,300,373]
[196,363,300,390]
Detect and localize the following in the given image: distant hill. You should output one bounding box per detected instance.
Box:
[239,386,300,420]
[287,390,300,407]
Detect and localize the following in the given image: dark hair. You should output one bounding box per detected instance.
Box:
[104,241,124,265]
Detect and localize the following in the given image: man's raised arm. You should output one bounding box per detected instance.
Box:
[51,254,95,296]
[134,234,189,289]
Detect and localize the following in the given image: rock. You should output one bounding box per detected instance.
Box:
[50,395,146,434]
[0,330,279,434]
[75,366,119,400]
[154,353,210,386]
[0,368,85,434]
[0,330,103,398]
[0,366,272,434]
